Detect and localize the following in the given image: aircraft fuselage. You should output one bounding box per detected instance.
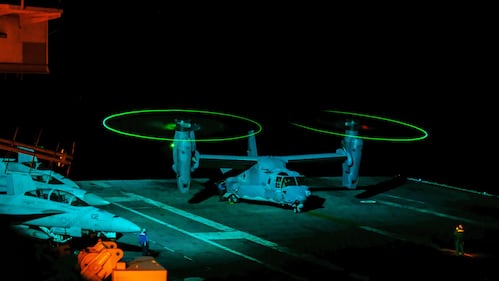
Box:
[223,158,311,212]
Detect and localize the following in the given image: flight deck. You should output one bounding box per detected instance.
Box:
[66,176,499,281]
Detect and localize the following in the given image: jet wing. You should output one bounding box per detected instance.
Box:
[198,154,258,169]
[0,200,63,225]
[0,201,64,216]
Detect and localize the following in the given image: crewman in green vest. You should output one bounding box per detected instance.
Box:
[454,224,465,256]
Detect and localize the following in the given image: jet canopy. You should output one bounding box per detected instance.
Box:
[24,188,89,207]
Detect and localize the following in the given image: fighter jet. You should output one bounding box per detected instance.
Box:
[0,149,111,206]
[0,172,141,243]
[0,128,111,206]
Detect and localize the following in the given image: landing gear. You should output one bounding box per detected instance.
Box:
[177,176,191,194]
[228,194,239,204]
[292,201,303,213]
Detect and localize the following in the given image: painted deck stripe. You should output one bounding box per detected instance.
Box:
[114,192,369,280]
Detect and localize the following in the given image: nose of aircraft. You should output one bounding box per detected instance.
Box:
[83,193,111,206]
[110,215,141,233]
[284,186,311,203]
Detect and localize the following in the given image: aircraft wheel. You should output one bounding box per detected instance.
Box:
[293,201,302,213]
[293,206,300,213]
[228,194,239,204]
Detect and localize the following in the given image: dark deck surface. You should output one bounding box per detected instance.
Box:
[6,176,499,281]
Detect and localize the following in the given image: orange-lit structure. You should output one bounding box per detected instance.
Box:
[0,0,62,74]
[78,239,168,281]
[0,128,74,175]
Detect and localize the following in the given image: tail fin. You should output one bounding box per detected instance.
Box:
[247,130,258,157]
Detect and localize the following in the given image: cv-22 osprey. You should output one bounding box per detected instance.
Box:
[171,119,363,213]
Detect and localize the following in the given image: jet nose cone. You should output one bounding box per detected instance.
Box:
[83,193,111,206]
[111,216,141,233]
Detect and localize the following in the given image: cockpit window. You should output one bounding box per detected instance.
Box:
[283,177,296,186]
[295,176,306,186]
[69,196,88,206]
[24,188,89,206]
[276,175,305,188]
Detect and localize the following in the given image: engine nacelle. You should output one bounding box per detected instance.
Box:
[342,128,363,189]
[171,120,199,193]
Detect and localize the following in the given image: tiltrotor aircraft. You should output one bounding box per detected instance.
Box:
[171,118,363,213]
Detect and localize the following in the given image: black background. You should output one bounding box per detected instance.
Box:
[1,2,494,193]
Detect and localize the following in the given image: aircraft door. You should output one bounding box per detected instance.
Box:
[271,175,286,203]
[265,176,275,200]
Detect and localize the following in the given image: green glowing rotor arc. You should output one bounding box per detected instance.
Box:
[102,109,263,142]
[290,110,429,142]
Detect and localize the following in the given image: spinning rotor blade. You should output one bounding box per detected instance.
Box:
[142,115,227,138]
[104,109,260,143]
[173,119,201,132]
[320,118,376,131]
[290,110,426,142]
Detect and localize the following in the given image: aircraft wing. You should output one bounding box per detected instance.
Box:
[279,150,348,164]
[0,202,63,226]
[198,150,347,169]
[198,154,258,169]
[0,200,64,216]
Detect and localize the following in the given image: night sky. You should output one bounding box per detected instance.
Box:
[1,3,493,192]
